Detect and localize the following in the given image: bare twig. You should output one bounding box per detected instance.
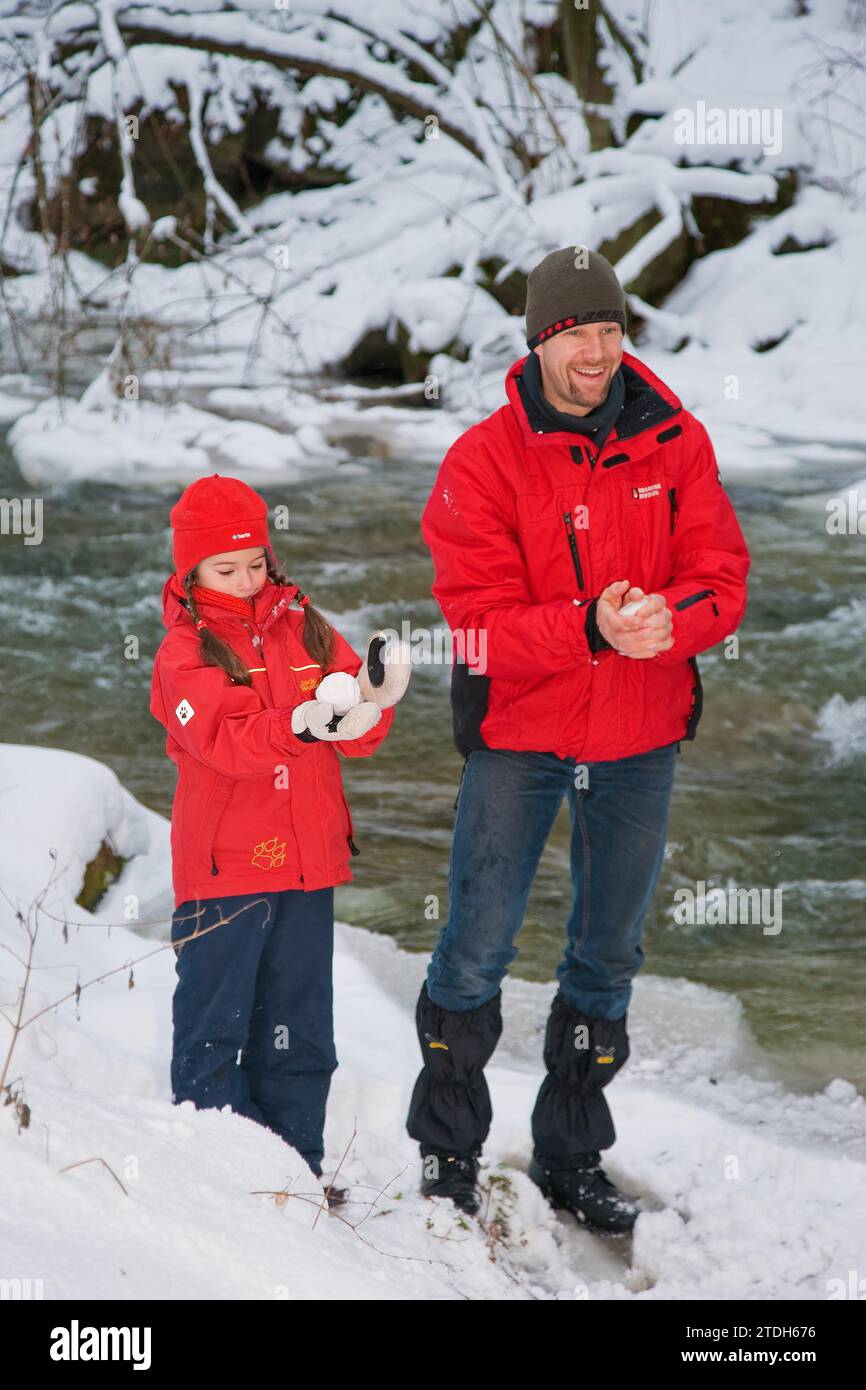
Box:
[59,1155,130,1196]
[313,1118,357,1229]
[250,1184,452,1267]
[0,879,273,1097]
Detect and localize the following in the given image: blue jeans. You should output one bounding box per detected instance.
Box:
[170,888,337,1175]
[425,743,678,1019]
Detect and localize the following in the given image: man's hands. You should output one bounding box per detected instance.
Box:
[596,580,674,659]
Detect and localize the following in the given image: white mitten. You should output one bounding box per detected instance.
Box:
[357,631,412,709]
[316,671,362,715]
[291,699,381,742]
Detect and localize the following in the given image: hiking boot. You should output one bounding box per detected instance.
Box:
[529,1152,639,1235]
[420,1152,481,1216]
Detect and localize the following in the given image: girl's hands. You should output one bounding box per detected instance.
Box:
[290,630,409,743]
[357,632,412,709]
[291,699,382,742]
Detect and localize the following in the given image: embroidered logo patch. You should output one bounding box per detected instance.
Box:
[632,482,662,500]
[251,836,287,869]
[175,698,195,725]
[299,677,320,692]
[595,1044,616,1064]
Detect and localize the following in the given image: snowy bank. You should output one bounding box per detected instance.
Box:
[2,2,865,486]
[1,745,864,1300]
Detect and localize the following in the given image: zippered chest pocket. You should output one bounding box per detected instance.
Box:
[615,472,676,584]
[617,472,676,535]
[561,508,586,590]
[620,475,667,508]
[515,487,591,597]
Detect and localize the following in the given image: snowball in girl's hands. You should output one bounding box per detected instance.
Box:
[316,671,361,716]
[620,597,651,617]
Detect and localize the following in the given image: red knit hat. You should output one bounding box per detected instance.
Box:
[170,474,271,583]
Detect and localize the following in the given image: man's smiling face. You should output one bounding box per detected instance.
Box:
[534,322,624,417]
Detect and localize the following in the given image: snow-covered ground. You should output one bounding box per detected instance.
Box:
[1,745,863,1300]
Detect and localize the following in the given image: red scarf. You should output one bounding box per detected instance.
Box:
[169,572,256,624]
[191,583,256,618]
[169,572,308,631]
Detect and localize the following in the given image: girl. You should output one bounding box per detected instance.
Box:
[149,473,409,1194]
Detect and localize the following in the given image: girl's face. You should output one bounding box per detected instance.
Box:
[195,547,269,599]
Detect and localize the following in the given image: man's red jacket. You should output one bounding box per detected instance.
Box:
[421,351,750,761]
[150,576,393,908]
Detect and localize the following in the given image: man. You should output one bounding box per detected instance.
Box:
[406,246,750,1233]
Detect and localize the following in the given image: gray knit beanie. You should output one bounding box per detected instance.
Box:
[525,246,627,349]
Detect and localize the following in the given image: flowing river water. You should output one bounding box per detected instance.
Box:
[1,414,864,1095]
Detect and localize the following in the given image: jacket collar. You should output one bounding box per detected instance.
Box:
[518,348,626,450]
[504,350,682,464]
[188,582,257,619]
[161,574,302,633]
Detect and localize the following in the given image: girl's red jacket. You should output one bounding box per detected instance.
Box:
[421,351,751,761]
[150,577,394,908]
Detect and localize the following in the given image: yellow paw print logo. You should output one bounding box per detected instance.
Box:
[251,836,287,870]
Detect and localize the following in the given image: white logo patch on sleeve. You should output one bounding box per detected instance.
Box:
[175,698,195,725]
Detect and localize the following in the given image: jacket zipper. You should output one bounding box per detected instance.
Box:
[210,622,262,870]
[668,486,678,534]
[562,511,585,591]
[674,587,716,611]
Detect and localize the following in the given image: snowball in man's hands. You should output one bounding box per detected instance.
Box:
[315,671,361,715]
[620,597,650,616]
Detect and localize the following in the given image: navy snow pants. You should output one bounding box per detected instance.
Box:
[170,888,337,1176]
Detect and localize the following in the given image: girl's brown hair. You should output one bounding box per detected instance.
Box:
[183,550,335,688]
